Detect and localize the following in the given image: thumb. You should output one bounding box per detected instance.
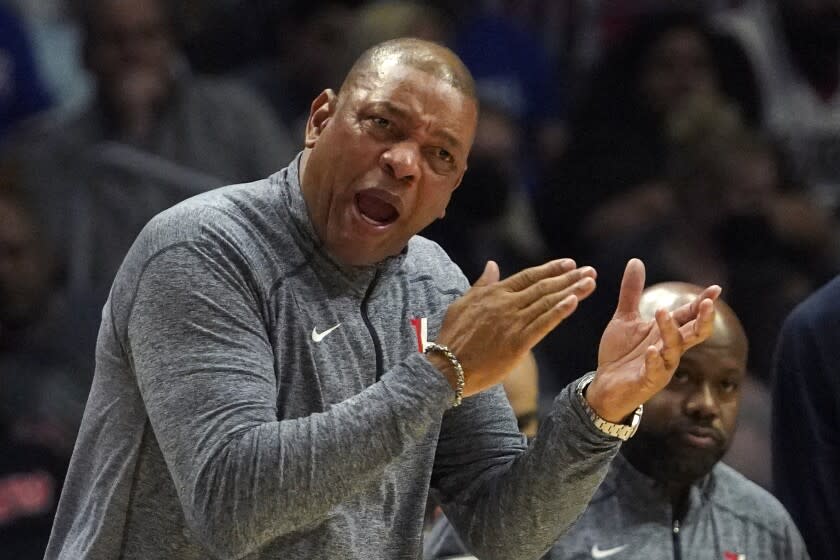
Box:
[473,260,500,287]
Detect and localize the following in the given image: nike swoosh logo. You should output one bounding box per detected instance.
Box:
[311,323,342,342]
[591,544,627,558]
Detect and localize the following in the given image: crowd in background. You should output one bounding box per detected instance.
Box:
[1,0,838,557]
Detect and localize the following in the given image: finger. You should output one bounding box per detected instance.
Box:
[655,308,682,372]
[677,298,716,349]
[642,345,668,392]
[520,276,596,320]
[502,259,576,292]
[613,258,645,317]
[514,266,596,308]
[523,294,580,346]
[472,260,500,287]
[670,285,722,325]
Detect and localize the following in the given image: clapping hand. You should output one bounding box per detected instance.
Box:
[435,259,597,397]
[584,259,720,422]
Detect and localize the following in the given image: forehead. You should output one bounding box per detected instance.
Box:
[648,28,710,61]
[678,344,746,376]
[349,65,477,145]
[91,0,165,30]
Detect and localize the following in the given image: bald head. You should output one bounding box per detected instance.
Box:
[639,282,747,362]
[340,38,477,103]
[623,282,748,490]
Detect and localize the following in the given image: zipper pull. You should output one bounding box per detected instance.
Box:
[673,519,681,534]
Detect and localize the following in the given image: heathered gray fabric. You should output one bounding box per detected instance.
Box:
[544,453,810,559]
[45,155,621,560]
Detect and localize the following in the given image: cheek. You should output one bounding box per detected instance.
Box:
[637,401,675,433]
[720,402,740,435]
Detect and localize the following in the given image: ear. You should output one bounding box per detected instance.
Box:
[305,89,338,148]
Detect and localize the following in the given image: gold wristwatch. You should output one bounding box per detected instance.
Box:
[576,372,643,441]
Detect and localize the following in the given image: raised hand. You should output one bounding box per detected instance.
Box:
[585,259,719,422]
[434,259,597,397]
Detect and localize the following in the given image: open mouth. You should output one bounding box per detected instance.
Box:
[355,192,399,226]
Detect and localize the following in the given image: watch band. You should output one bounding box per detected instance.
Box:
[576,372,643,441]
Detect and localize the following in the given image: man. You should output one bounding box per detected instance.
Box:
[0,164,98,459]
[45,39,718,559]
[772,275,840,559]
[13,0,295,296]
[545,282,809,560]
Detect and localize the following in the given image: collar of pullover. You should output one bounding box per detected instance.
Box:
[606,452,716,526]
[272,153,408,297]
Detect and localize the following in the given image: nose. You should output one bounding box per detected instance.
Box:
[380,141,420,185]
[684,381,719,419]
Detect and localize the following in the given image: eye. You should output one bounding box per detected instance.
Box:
[436,147,454,163]
[720,378,739,393]
[371,116,391,128]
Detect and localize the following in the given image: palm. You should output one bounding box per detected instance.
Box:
[598,312,656,373]
[584,259,719,422]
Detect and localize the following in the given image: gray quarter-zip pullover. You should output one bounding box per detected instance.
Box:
[46,155,620,559]
[545,453,809,560]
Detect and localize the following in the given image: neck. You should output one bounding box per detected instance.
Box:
[297,148,322,239]
[620,447,694,519]
[665,481,691,519]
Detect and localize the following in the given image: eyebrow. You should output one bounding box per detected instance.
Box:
[372,101,464,152]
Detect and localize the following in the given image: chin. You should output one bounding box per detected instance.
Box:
[667,448,724,482]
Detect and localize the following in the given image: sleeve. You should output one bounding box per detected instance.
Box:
[431,378,621,560]
[771,304,840,560]
[126,242,455,558]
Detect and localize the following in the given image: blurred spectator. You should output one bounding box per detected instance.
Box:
[535,10,760,260]
[0,3,53,147]
[423,353,540,560]
[351,1,450,52]
[0,161,98,460]
[170,0,274,74]
[716,0,840,216]
[453,7,560,129]
[544,282,809,560]
[11,0,295,296]
[0,421,66,560]
[241,2,357,140]
[5,0,91,114]
[588,95,835,385]
[772,274,840,560]
[452,4,567,186]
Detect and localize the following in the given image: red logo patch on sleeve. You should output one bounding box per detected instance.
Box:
[410,317,427,352]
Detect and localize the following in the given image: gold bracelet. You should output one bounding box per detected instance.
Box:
[424,342,465,407]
